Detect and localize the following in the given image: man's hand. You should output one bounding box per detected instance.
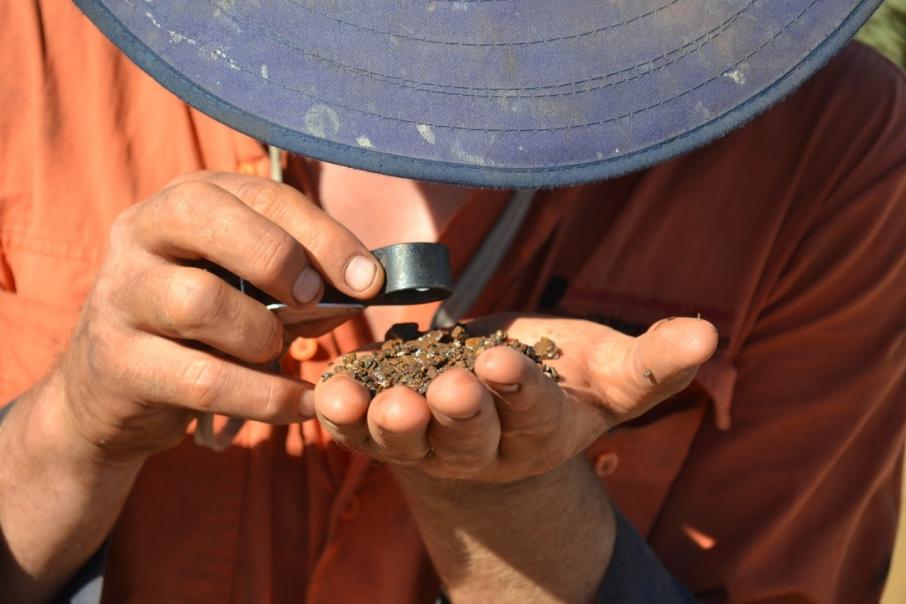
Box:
[52,171,384,462]
[315,314,716,603]
[0,171,382,602]
[315,314,717,483]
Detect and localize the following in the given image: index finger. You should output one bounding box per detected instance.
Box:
[172,172,384,300]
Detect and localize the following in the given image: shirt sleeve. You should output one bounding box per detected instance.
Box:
[596,508,698,603]
[53,543,107,604]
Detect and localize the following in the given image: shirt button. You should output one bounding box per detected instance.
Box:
[339,496,361,521]
[594,452,619,477]
[289,337,320,362]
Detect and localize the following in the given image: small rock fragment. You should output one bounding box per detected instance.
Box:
[322,323,561,397]
[532,337,559,360]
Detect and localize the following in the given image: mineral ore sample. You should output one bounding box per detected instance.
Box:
[321,323,560,397]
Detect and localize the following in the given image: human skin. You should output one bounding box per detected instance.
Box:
[0,172,384,602]
[316,315,716,602]
[0,172,716,603]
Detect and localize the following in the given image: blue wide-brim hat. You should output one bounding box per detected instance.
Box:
[76,1,882,188]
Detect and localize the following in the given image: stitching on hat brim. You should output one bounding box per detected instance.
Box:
[74,0,883,187]
[209,0,756,99]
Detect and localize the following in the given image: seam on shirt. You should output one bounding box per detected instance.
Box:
[1,229,105,263]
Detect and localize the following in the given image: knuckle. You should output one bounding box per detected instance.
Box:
[164,170,216,189]
[109,206,138,246]
[90,266,123,309]
[246,315,284,364]
[237,180,316,234]
[84,325,123,378]
[235,179,286,216]
[246,231,299,284]
[162,180,220,223]
[180,358,227,410]
[163,270,229,334]
[81,327,144,400]
[256,378,305,423]
[300,223,330,254]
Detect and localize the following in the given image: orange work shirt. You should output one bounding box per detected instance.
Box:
[2,3,905,603]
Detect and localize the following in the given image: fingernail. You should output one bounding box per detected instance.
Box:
[487,381,520,394]
[301,389,316,417]
[440,408,481,421]
[344,255,378,292]
[293,267,323,305]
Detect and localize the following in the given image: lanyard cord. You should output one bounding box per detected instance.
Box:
[431,189,536,329]
[195,150,535,450]
[194,147,286,451]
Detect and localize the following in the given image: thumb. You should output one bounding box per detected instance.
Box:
[593,316,718,421]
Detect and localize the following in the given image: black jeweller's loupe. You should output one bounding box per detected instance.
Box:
[226,242,453,324]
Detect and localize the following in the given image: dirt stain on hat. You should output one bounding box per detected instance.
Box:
[305,105,340,138]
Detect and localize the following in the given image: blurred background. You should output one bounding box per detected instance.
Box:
[858,0,905,66]
[859,2,905,601]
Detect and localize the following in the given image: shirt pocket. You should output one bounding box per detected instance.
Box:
[0,225,103,399]
[585,356,737,536]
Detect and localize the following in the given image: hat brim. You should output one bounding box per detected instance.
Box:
[76,0,882,188]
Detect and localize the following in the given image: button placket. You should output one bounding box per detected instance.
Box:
[594,452,619,477]
[290,337,320,362]
[338,495,361,521]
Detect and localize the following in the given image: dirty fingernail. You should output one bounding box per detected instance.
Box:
[345,255,378,292]
[293,267,323,305]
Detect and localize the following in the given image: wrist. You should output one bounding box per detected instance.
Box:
[392,456,584,509]
[393,457,615,604]
[0,372,144,603]
[9,370,148,474]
